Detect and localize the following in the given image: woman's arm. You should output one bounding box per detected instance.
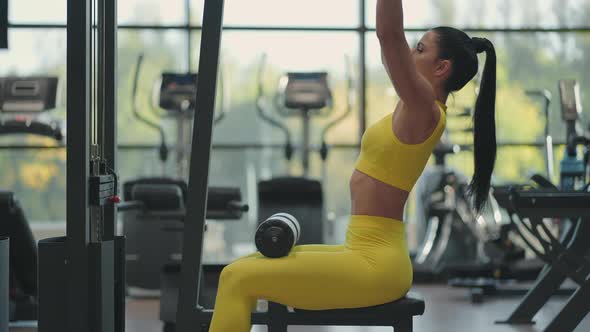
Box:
[376,0,435,112]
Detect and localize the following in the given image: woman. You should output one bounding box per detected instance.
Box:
[209,1,497,330]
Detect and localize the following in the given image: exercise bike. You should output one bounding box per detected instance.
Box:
[448,88,580,302]
[410,110,503,282]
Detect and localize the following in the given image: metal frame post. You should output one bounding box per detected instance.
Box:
[103,0,118,239]
[66,0,92,330]
[176,1,225,331]
[0,0,7,49]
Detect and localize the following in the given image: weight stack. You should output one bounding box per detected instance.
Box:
[0,237,8,332]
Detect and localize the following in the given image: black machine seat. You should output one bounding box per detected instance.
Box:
[261,297,424,331]
[291,295,425,324]
[123,177,248,220]
[258,176,324,245]
[258,176,322,204]
[189,293,425,332]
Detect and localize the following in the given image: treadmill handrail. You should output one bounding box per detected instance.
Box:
[255,54,293,160]
[131,54,169,162]
[0,120,63,141]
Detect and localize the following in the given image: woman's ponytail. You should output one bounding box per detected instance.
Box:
[468,37,497,214]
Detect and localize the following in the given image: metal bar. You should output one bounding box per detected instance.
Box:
[359,0,367,139]
[399,27,590,33]
[302,111,310,176]
[176,1,224,331]
[114,237,126,332]
[210,25,359,32]
[9,23,590,33]
[103,0,117,239]
[545,279,590,332]
[66,0,91,331]
[0,0,7,49]
[116,143,361,150]
[97,0,105,155]
[88,241,115,332]
[0,141,571,151]
[0,237,8,330]
[185,0,192,71]
[496,266,567,325]
[8,24,68,29]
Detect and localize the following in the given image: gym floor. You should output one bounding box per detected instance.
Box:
[9,284,590,332]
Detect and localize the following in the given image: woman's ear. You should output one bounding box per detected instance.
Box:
[435,59,452,80]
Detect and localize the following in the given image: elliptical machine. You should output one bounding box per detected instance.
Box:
[122,56,247,295]
[255,55,353,245]
[0,76,63,324]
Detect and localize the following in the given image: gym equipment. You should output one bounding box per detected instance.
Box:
[528,89,555,180]
[37,1,125,331]
[0,77,63,140]
[129,55,227,178]
[256,55,353,245]
[496,190,590,331]
[557,79,586,190]
[255,212,301,258]
[494,79,590,331]
[1,237,8,331]
[447,89,558,301]
[158,189,248,324]
[125,178,248,293]
[0,0,6,49]
[410,138,502,282]
[448,183,568,303]
[173,3,425,331]
[123,55,236,293]
[0,192,38,323]
[0,76,62,324]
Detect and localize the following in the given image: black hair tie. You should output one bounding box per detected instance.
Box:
[471,37,488,53]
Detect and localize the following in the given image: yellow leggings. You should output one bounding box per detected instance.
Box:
[209,215,413,332]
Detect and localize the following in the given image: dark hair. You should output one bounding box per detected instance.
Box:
[432,26,497,214]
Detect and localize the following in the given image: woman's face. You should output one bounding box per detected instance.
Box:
[411,31,450,84]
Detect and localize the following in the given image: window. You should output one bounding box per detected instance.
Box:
[191,0,359,27]
[5,0,590,246]
[0,150,66,222]
[191,31,360,146]
[118,0,187,25]
[9,0,66,24]
[366,0,590,29]
[0,29,66,78]
[0,29,67,223]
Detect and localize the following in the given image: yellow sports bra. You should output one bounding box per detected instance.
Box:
[354,101,447,191]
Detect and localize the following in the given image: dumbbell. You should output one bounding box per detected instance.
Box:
[255,213,300,258]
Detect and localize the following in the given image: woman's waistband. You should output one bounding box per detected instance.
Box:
[348,214,405,234]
